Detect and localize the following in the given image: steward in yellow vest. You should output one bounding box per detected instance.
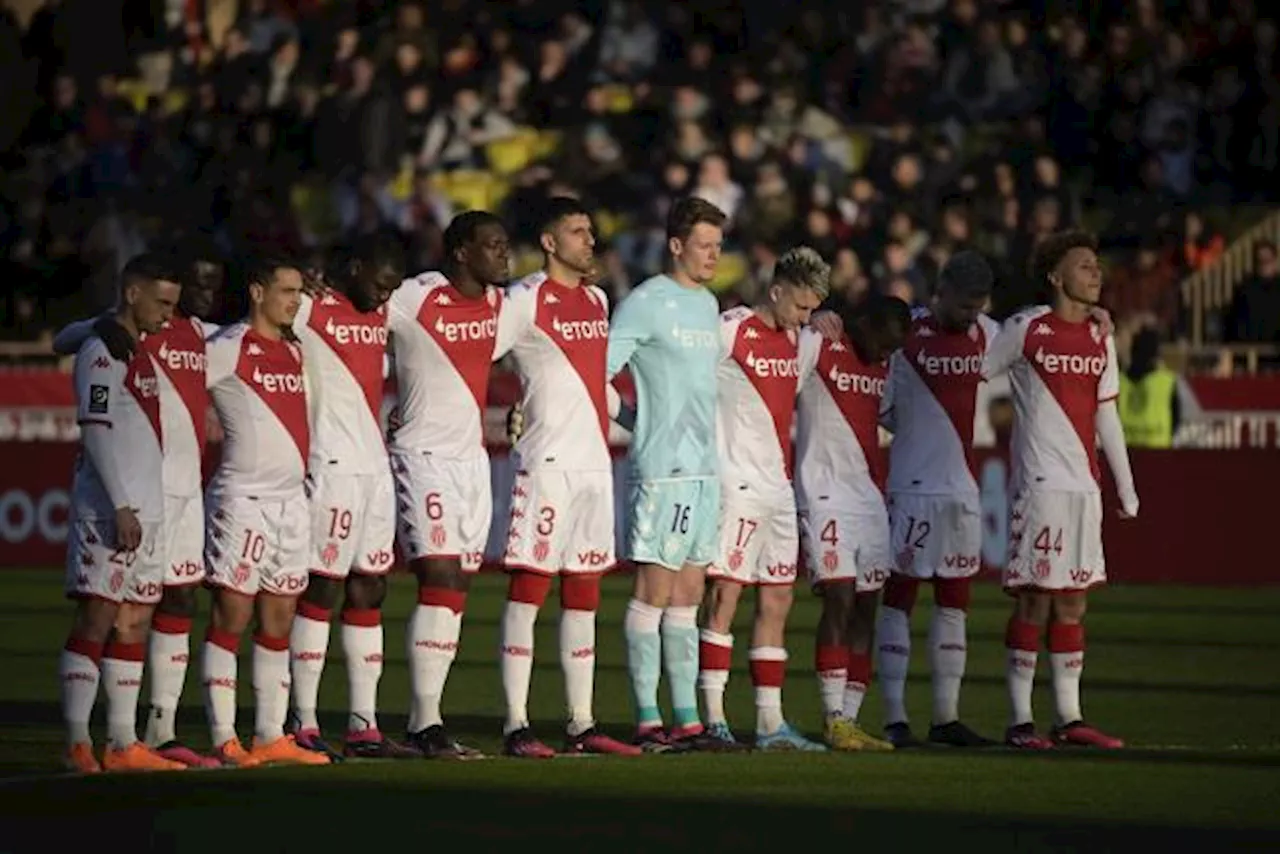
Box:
[1118,327,1178,447]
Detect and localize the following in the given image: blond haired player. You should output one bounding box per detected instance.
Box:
[697,247,828,751]
[200,258,328,768]
[60,254,186,773]
[986,230,1137,750]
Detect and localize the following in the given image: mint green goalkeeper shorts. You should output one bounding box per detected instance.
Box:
[625,478,720,571]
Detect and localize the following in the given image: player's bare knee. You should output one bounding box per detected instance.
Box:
[113,602,154,642]
[71,599,118,642]
[704,580,741,633]
[158,585,198,619]
[303,574,342,612]
[345,572,387,610]
[508,570,553,608]
[933,577,972,612]
[882,574,920,615]
[560,574,601,612]
[670,564,707,609]
[256,592,298,638]
[209,590,253,635]
[1050,592,1087,623]
[1014,590,1052,625]
[633,563,675,609]
[820,581,856,621]
[851,591,879,636]
[756,584,794,628]
[414,557,470,593]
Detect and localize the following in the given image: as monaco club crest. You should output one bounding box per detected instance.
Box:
[108,569,124,593]
[320,542,340,568]
[233,562,251,587]
[533,539,551,562]
[822,550,839,573]
[1034,558,1051,579]
[429,525,447,548]
[727,549,744,572]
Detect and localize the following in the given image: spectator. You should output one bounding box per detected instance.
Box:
[1106,239,1181,332]
[1181,212,1225,273]
[1227,240,1280,343]
[1118,326,1180,448]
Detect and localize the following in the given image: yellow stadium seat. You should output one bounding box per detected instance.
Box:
[162,89,189,115]
[847,130,872,174]
[115,79,150,113]
[709,252,748,294]
[530,131,562,160]
[486,134,536,176]
[594,210,630,240]
[601,84,634,113]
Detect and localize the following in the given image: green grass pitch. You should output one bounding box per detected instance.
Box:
[0,569,1277,852]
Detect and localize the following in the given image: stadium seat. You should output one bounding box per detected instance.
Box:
[530,130,563,160]
[115,79,151,113]
[595,210,631,240]
[846,129,872,174]
[486,130,539,177]
[601,84,635,113]
[708,251,748,293]
[162,89,189,115]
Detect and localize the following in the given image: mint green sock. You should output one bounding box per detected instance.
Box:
[662,607,701,728]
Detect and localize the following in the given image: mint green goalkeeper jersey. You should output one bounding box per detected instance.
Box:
[606,275,722,482]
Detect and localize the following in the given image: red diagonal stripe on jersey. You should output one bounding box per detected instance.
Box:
[143,318,209,453]
[902,318,985,479]
[817,336,887,491]
[236,333,310,467]
[534,280,609,443]
[1024,316,1106,484]
[417,282,501,420]
[125,351,163,447]
[306,291,387,425]
[732,315,800,477]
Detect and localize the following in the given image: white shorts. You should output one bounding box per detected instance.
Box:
[888,493,982,579]
[503,468,615,575]
[65,513,164,605]
[205,494,310,597]
[707,490,799,586]
[163,493,205,587]
[306,470,396,578]
[1004,489,1105,592]
[799,501,893,593]
[392,451,491,572]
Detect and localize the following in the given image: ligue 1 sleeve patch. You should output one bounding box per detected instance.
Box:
[88,384,109,414]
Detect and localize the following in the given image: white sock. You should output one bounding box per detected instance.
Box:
[560,608,596,736]
[287,609,330,732]
[929,607,967,725]
[749,646,787,735]
[144,620,191,747]
[698,630,733,725]
[500,600,538,734]
[202,633,240,747]
[1007,648,1038,727]
[819,669,846,718]
[60,643,100,746]
[102,642,144,749]
[340,610,383,733]
[407,602,462,732]
[876,606,912,725]
[843,681,867,722]
[1051,650,1084,725]
[252,637,290,743]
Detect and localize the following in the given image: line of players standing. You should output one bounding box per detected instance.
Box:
[55,195,1137,773]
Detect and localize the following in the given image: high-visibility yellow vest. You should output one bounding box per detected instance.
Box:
[1118,368,1177,448]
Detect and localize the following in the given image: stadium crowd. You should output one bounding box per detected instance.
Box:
[2,0,1278,359]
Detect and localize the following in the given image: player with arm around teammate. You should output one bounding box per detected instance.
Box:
[284,234,421,760]
[54,244,225,767]
[697,247,829,752]
[797,293,909,752]
[496,197,641,757]
[986,230,1137,750]
[385,211,516,758]
[200,258,330,768]
[59,254,187,773]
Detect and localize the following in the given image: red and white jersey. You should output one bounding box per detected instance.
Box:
[140,317,210,498]
[795,328,888,512]
[717,307,800,496]
[882,308,1001,497]
[72,337,164,519]
[206,323,310,498]
[387,272,517,458]
[504,272,612,473]
[293,290,389,474]
[986,306,1119,493]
